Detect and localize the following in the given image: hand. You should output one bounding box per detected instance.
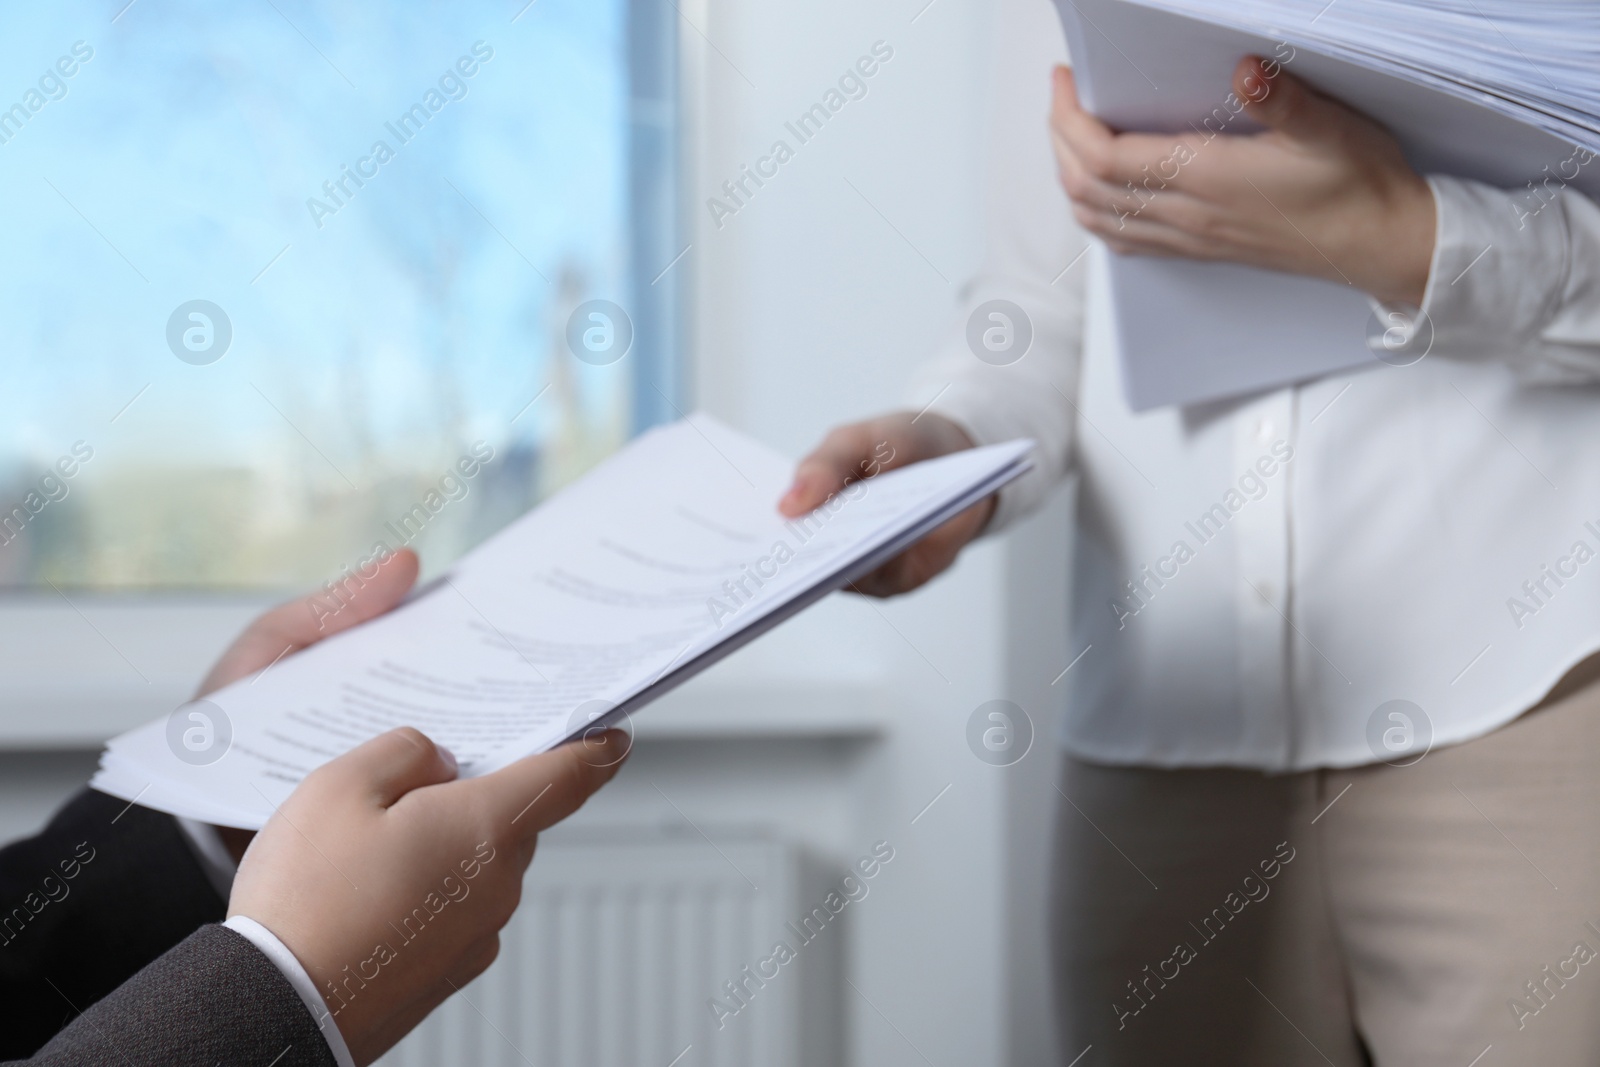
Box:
[197,547,421,862]
[779,411,990,597]
[1050,57,1436,306]
[228,726,628,1066]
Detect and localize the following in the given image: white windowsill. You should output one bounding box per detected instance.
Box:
[0,594,891,749]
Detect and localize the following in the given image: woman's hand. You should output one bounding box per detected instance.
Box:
[1050,56,1436,307]
[779,411,990,597]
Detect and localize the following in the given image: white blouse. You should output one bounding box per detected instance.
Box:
[915,0,1600,770]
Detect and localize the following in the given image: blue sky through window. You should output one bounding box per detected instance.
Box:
[0,0,654,589]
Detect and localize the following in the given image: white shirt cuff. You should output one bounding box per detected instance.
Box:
[1418,173,1571,363]
[223,915,357,1067]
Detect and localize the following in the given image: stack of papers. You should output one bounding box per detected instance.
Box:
[1134,0,1600,147]
[1055,0,1600,410]
[92,416,1031,829]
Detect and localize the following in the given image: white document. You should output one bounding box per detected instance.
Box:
[92,416,1032,828]
[1054,0,1600,411]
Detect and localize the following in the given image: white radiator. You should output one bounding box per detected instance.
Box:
[377,829,841,1067]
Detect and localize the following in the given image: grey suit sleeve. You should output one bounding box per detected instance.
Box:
[8,924,337,1067]
[0,790,229,1058]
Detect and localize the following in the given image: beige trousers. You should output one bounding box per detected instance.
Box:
[1050,668,1600,1066]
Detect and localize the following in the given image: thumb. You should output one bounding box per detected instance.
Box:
[1234,56,1342,143]
[470,734,629,845]
[779,428,868,517]
[311,726,459,810]
[1053,64,1079,111]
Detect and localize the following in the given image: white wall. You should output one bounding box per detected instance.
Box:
[688,0,988,446]
[685,0,1073,1062]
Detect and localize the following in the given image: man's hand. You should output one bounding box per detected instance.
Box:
[228,726,628,1066]
[197,548,421,861]
[1050,57,1436,306]
[779,411,990,597]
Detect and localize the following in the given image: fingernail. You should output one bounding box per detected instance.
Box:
[438,745,458,773]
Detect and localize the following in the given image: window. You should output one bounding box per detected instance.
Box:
[0,0,682,591]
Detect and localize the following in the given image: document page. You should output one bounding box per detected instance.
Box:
[92,416,1032,828]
